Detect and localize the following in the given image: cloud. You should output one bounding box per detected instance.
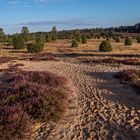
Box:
[36,0,74,4]
[20,18,98,27]
[8,0,19,4]
[1,0,73,6]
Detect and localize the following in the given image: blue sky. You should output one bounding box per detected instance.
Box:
[0,0,140,34]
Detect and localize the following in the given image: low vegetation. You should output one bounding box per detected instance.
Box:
[0,43,2,49]
[13,35,25,50]
[137,36,140,43]
[51,26,58,41]
[81,57,140,66]
[72,30,81,42]
[125,37,133,46]
[27,33,45,53]
[82,35,87,44]
[7,37,13,46]
[71,40,78,48]
[115,37,121,43]
[99,40,112,52]
[115,69,140,93]
[27,42,44,53]
[0,70,69,139]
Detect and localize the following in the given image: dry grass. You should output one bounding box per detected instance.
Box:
[1,39,140,57]
[44,39,140,54]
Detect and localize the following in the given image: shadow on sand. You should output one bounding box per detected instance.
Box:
[86,71,140,109]
[85,71,140,139]
[55,53,140,58]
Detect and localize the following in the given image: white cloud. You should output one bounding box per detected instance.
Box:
[1,0,73,5]
[8,0,19,4]
[36,0,73,4]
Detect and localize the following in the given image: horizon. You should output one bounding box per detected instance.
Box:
[0,0,140,34]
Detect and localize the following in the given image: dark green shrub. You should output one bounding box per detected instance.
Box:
[72,30,81,42]
[36,33,45,44]
[137,36,140,43]
[13,35,25,49]
[27,33,45,53]
[103,35,106,39]
[46,33,52,42]
[97,35,100,39]
[0,28,4,43]
[21,27,30,42]
[27,43,36,53]
[113,36,116,40]
[116,37,121,43]
[82,35,87,44]
[86,34,91,39]
[125,37,132,46]
[106,37,110,41]
[27,42,44,53]
[51,26,57,41]
[71,40,78,48]
[8,37,13,46]
[0,44,2,50]
[99,41,112,52]
[121,35,123,39]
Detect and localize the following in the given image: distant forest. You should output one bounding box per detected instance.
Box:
[0,23,140,44]
[40,22,140,35]
[35,23,140,40]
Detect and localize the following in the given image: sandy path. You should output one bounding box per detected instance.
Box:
[6,61,140,140]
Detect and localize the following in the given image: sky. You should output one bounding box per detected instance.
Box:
[0,0,140,34]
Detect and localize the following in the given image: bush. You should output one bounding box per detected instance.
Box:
[71,40,78,48]
[115,69,140,93]
[21,27,30,42]
[27,34,45,53]
[99,41,112,52]
[51,26,57,41]
[116,69,140,82]
[106,37,110,41]
[82,58,140,66]
[115,37,121,43]
[13,35,25,49]
[46,33,52,42]
[97,35,100,39]
[7,37,13,46]
[137,36,140,43]
[72,30,81,42]
[0,70,68,139]
[82,35,87,44]
[27,43,36,53]
[125,37,132,46]
[36,33,45,44]
[27,42,44,53]
[0,44,2,50]
[0,105,32,140]
[86,34,91,39]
